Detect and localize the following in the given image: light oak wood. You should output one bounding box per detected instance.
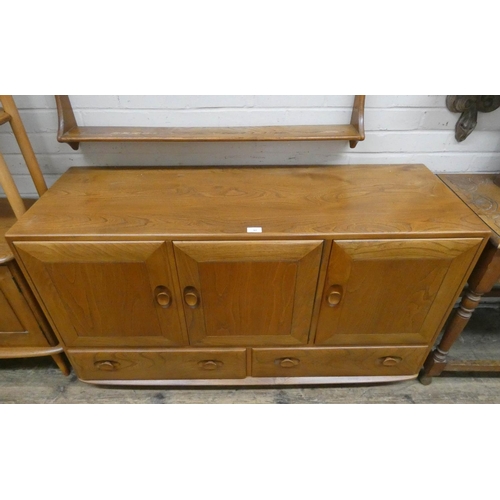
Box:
[0,261,71,375]
[7,165,490,241]
[251,346,428,378]
[0,109,11,126]
[0,95,47,196]
[0,345,63,358]
[55,95,366,150]
[14,241,187,347]
[315,238,484,346]
[7,164,490,385]
[173,240,323,346]
[0,263,53,347]
[0,152,26,219]
[68,348,247,380]
[0,98,68,374]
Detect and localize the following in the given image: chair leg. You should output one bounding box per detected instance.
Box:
[0,95,47,196]
[51,352,71,376]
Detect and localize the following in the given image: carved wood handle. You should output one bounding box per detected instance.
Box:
[94,360,119,371]
[380,356,403,367]
[184,287,200,308]
[327,285,343,307]
[277,357,300,368]
[198,360,222,370]
[156,290,171,308]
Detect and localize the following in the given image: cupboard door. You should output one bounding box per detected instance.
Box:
[15,241,186,347]
[0,266,49,347]
[315,238,483,346]
[174,240,323,346]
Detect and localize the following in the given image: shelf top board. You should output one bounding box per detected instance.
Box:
[60,124,363,143]
[439,173,500,245]
[7,165,490,241]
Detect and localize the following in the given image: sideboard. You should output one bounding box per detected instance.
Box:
[6,164,490,385]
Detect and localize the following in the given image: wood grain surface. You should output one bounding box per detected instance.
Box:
[315,238,483,346]
[174,240,323,346]
[59,124,364,143]
[7,165,490,241]
[14,241,187,347]
[0,199,36,264]
[67,348,247,380]
[251,346,427,378]
[439,173,500,246]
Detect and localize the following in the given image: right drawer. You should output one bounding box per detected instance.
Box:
[251,346,428,378]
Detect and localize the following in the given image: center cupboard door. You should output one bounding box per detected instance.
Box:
[173,240,324,346]
[14,241,187,347]
[315,238,483,346]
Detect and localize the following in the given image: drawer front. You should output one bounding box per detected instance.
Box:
[68,348,247,381]
[251,346,427,378]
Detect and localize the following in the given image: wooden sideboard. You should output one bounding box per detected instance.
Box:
[6,164,490,385]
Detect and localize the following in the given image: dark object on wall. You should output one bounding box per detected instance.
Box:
[447,95,500,142]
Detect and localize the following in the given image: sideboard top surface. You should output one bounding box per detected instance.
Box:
[7,164,490,240]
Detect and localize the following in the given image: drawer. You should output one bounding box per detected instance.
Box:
[251,346,428,378]
[68,348,247,381]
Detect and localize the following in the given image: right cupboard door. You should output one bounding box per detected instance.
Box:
[315,238,483,346]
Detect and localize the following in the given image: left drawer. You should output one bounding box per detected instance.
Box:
[67,348,248,381]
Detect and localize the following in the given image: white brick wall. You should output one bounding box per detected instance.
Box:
[2,95,500,197]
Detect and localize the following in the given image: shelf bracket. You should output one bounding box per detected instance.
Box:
[55,95,80,150]
[349,95,365,148]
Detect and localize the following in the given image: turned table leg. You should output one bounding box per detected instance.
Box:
[419,242,500,385]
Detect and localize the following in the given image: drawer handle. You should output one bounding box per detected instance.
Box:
[184,287,200,308]
[276,357,300,368]
[198,360,223,371]
[94,360,119,371]
[327,285,343,307]
[155,286,172,308]
[380,356,403,367]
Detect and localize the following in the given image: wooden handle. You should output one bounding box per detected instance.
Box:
[154,286,172,308]
[184,287,200,308]
[381,356,403,367]
[94,360,119,371]
[327,285,343,307]
[277,358,300,368]
[198,360,222,371]
[156,290,171,308]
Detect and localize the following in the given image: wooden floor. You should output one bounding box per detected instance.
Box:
[2,306,500,404]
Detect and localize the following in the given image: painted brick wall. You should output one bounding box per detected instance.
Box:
[1,95,500,197]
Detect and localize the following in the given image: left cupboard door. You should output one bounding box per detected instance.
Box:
[14,241,187,347]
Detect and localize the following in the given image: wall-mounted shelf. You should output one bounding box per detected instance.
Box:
[55,95,366,150]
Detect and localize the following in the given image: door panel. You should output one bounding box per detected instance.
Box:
[174,240,323,346]
[315,238,483,346]
[15,241,186,347]
[0,266,50,347]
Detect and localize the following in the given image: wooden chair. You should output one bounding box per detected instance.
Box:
[0,95,70,375]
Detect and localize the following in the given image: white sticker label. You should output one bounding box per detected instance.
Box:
[247,227,263,233]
